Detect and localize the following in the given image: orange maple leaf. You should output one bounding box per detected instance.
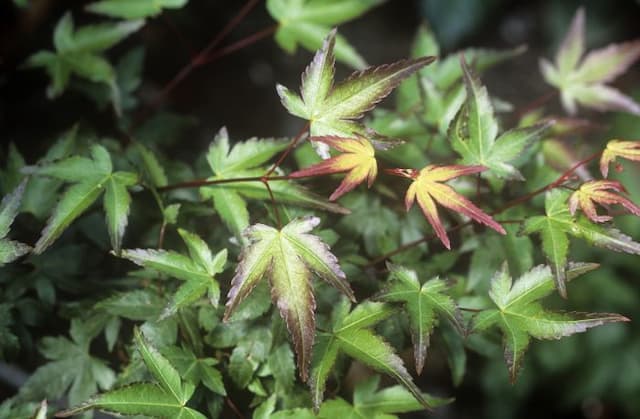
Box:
[388,165,506,249]
[289,135,377,201]
[569,180,640,222]
[600,140,640,177]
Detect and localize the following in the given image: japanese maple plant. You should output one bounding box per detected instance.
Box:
[2,1,640,418]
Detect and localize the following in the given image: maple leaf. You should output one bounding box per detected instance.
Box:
[539,7,640,115]
[568,180,640,223]
[223,216,355,382]
[600,139,640,177]
[375,264,464,375]
[473,263,628,382]
[310,300,431,412]
[388,164,506,250]
[289,135,377,201]
[200,127,348,243]
[277,29,435,156]
[523,189,640,298]
[450,57,553,181]
[266,0,383,69]
[26,144,137,254]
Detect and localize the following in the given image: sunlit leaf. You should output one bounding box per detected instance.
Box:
[600,139,640,177]
[569,180,640,223]
[290,135,377,200]
[389,164,505,249]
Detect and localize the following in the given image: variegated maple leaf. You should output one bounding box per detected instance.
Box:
[223,216,355,382]
[540,7,640,115]
[388,165,506,249]
[600,139,640,177]
[569,180,640,223]
[289,135,377,201]
[277,28,435,156]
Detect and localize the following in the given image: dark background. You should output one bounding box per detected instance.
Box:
[1,1,640,418]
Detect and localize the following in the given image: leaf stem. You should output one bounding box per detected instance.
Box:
[265,122,310,177]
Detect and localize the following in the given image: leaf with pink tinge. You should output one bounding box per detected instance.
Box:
[224,216,354,382]
[389,165,505,249]
[289,135,377,201]
[600,139,640,177]
[569,180,640,223]
[277,30,435,157]
[540,7,640,115]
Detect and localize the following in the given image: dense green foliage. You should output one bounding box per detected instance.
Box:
[2,1,640,418]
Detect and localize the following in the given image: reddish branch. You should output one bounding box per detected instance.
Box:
[149,0,269,109]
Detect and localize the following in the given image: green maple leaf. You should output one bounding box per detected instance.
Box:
[522,189,640,297]
[57,329,207,419]
[15,319,115,408]
[162,345,226,396]
[200,127,348,243]
[316,375,452,419]
[120,228,227,318]
[276,29,435,156]
[86,0,188,19]
[309,300,430,412]
[24,13,143,112]
[28,144,138,254]
[450,57,553,181]
[376,264,463,375]
[223,216,355,382]
[394,23,525,133]
[540,7,640,115]
[267,0,383,69]
[472,263,628,382]
[0,180,31,266]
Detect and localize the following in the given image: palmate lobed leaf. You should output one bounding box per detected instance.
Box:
[540,7,640,115]
[119,229,226,315]
[568,180,640,223]
[600,139,640,177]
[389,164,505,249]
[26,12,143,104]
[224,216,354,382]
[450,57,553,181]
[267,0,383,68]
[289,135,377,201]
[201,127,348,242]
[57,329,206,419]
[524,189,640,296]
[376,264,463,375]
[28,144,137,254]
[309,300,432,412]
[86,0,188,19]
[277,29,435,156]
[472,263,628,382]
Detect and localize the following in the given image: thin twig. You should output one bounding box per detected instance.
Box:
[200,24,278,66]
[149,0,263,108]
[265,122,310,177]
[262,179,282,228]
